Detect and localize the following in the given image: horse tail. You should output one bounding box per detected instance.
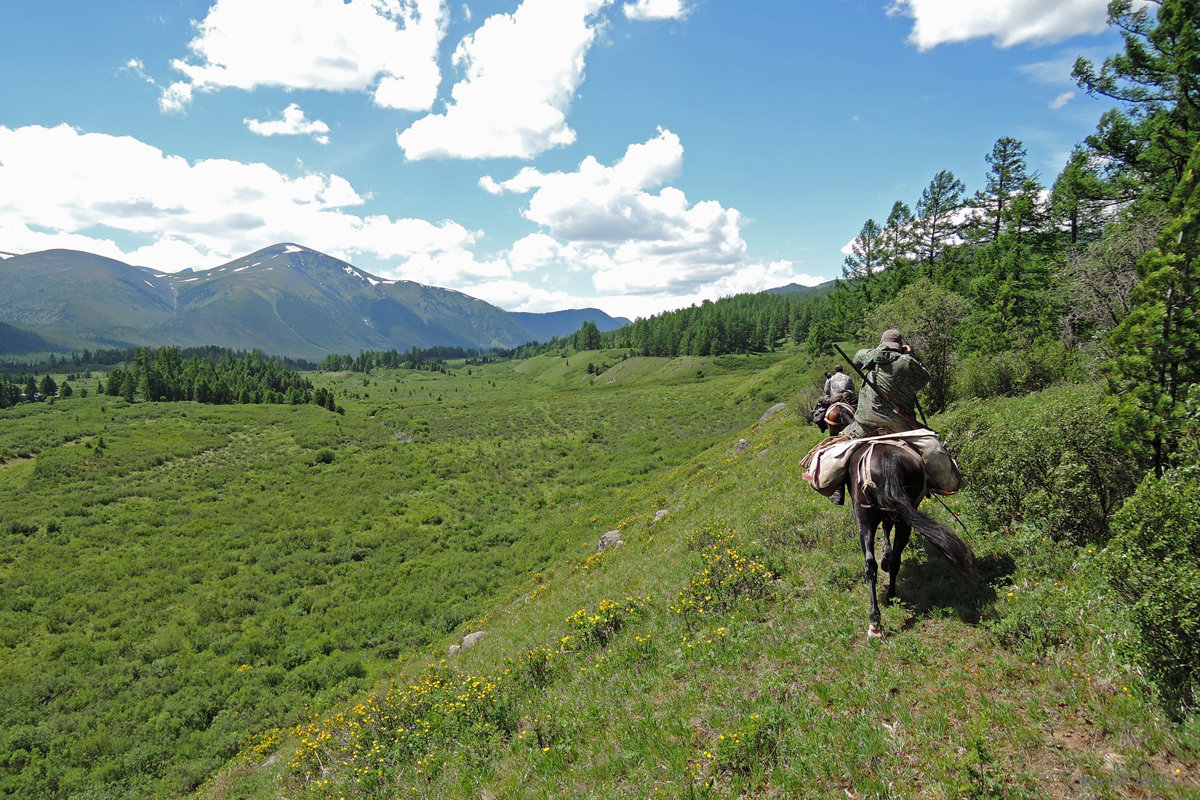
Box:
[875,448,977,582]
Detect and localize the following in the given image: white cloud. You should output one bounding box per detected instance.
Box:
[160,0,447,112]
[623,0,689,21]
[397,0,612,160]
[478,129,814,313]
[454,278,579,313]
[1049,91,1075,109]
[245,104,332,144]
[0,124,476,273]
[887,0,1111,50]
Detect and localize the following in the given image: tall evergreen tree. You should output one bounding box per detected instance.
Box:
[1050,145,1114,244]
[1107,137,1200,476]
[915,170,966,273]
[971,137,1034,243]
[1074,0,1200,201]
[841,218,885,310]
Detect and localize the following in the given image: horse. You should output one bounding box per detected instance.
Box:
[824,401,856,436]
[847,440,976,638]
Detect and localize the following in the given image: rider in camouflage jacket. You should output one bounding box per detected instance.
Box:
[842,329,930,438]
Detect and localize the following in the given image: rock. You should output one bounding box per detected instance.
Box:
[598,530,623,551]
[734,438,750,455]
[652,509,669,525]
[755,448,769,459]
[448,644,461,656]
[461,631,487,650]
[758,402,787,425]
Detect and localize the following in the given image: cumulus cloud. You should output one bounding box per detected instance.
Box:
[160,0,447,112]
[623,0,689,21]
[0,124,476,272]
[245,104,331,144]
[887,0,1111,50]
[396,0,612,160]
[478,128,814,311]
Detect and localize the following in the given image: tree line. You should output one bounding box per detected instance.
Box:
[94,347,342,413]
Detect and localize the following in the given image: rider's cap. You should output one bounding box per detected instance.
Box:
[880,329,904,350]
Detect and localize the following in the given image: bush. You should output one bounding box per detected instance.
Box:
[939,383,1141,545]
[1103,471,1200,719]
[954,340,1084,401]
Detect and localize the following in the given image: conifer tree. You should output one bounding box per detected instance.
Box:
[1107,137,1200,475]
[915,170,966,273]
[1074,0,1200,201]
[841,218,885,311]
[971,137,1035,243]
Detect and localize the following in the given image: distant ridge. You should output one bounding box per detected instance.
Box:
[508,308,632,343]
[766,280,835,296]
[0,244,628,359]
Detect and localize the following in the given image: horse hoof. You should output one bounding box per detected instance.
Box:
[867,623,884,639]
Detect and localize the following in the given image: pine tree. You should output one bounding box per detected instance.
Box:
[842,218,885,311]
[971,137,1034,243]
[915,170,966,273]
[1050,146,1116,244]
[1074,0,1200,202]
[1107,137,1200,475]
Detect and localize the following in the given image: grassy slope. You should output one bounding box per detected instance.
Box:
[199,358,1199,799]
[0,349,809,797]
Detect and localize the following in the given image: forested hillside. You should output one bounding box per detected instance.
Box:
[2,3,1199,799]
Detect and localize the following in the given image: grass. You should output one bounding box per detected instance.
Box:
[3,349,1198,798]
[209,393,1198,799]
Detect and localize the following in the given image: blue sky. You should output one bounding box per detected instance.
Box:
[0,0,1133,319]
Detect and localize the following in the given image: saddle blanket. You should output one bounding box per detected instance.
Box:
[801,430,963,497]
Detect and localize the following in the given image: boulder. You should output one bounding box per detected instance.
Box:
[734,438,750,455]
[461,631,487,650]
[598,530,623,551]
[652,509,669,525]
[758,402,787,425]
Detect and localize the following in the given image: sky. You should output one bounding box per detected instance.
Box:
[0,0,1137,320]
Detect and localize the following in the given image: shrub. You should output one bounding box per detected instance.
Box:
[1103,471,1200,719]
[939,383,1141,545]
[954,340,1084,401]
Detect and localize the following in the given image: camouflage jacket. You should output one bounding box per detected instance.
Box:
[846,345,930,435]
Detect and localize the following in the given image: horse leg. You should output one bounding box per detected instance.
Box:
[857,511,883,638]
[880,519,895,575]
[884,520,911,605]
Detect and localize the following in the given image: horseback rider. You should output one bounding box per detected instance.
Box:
[813,366,857,433]
[827,329,929,505]
[825,364,855,401]
[841,329,929,439]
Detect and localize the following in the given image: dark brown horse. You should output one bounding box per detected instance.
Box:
[848,441,976,637]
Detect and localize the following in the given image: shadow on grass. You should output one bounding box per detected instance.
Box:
[894,544,1014,628]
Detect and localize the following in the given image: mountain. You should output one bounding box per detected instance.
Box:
[508,308,631,343]
[0,244,625,359]
[766,280,836,296]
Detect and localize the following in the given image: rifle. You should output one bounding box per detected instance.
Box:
[832,343,928,432]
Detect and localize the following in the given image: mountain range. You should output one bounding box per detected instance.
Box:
[0,244,630,360]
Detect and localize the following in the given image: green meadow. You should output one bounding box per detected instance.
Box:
[0,349,809,798]
[2,348,1198,799]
